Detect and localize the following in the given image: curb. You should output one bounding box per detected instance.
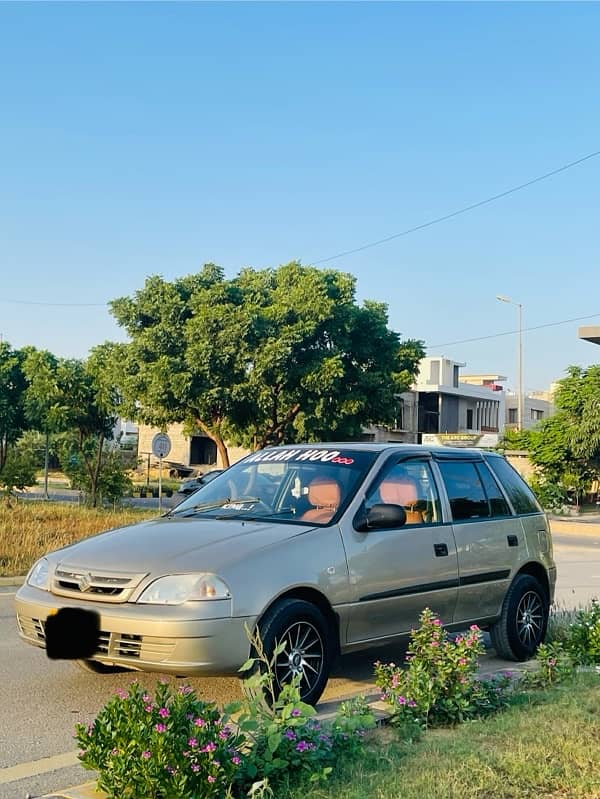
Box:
[0,575,24,587]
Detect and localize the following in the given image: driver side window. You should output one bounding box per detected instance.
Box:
[366,460,441,526]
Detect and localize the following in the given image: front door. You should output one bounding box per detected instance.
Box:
[341,457,459,644]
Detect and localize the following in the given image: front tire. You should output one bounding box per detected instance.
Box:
[253,598,332,706]
[490,573,549,661]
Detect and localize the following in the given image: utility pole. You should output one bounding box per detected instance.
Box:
[496,295,524,430]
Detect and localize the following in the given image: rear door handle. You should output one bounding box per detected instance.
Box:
[434,543,449,557]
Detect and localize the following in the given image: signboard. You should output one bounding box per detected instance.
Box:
[421,433,500,449]
[152,433,172,459]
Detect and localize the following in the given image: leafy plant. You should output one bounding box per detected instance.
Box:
[374,608,513,729]
[234,626,376,792]
[520,642,576,689]
[562,599,600,665]
[75,680,246,799]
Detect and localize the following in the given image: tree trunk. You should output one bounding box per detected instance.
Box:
[195,419,230,468]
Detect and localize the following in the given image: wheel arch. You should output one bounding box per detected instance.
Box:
[515,561,550,601]
[254,587,341,659]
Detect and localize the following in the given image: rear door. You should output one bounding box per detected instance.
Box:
[435,455,522,623]
[341,456,459,644]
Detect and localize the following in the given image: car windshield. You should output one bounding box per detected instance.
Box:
[169,447,377,524]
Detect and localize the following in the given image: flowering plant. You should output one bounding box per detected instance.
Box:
[234,628,376,791]
[375,608,511,729]
[521,641,576,688]
[75,680,245,799]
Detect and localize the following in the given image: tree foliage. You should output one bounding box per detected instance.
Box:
[109,262,425,465]
[0,341,28,472]
[526,365,600,505]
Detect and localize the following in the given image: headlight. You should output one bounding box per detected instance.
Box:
[27,558,50,590]
[137,574,231,605]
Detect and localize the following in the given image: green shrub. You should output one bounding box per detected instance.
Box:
[75,681,246,799]
[520,642,576,689]
[235,631,376,792]
[563,599,600,664]
[374,608,513,729]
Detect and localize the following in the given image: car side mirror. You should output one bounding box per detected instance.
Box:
[353,503,407,532]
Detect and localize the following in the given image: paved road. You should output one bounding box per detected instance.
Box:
[2,531,600,799]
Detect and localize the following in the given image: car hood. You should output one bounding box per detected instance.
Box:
[51,516,317,576]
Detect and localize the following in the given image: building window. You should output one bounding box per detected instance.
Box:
[508,409,518,424]
[466,409,473,429]
[453,365,460,388]
[531,409,544,421]
[190,436,217,465]
[394,398,404,430]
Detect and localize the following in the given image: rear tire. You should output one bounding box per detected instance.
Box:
[490,573,549,661]
[252,598,332,706]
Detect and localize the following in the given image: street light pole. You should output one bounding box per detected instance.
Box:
[496,295,524,431]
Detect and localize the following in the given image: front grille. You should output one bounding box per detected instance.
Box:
[51,566,148,603]
[18,614,45,642]
[17,614,175,663]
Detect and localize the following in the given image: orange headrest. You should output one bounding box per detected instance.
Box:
[308,477,341,508]
[379,478,418,506]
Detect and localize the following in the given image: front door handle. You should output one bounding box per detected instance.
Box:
[434,543,448,557]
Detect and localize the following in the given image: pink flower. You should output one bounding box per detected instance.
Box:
[458,658,467,666]
[142,694,151,702]
[433,618,442,626]
[110,748,119,755]
[154,723,167,733]
[201,742,217,753]
[158,707,170,718]
[232,756,241,765]
[145,705,153,713]
[470,624,479,631]
[194,718,206,728]
[431,641,439,647]
[178,685,194,695]
[142,751,151,759]
[115,689,128,699]
[191,764,200,772]
[207,775,216,783]
[188,738,198,748]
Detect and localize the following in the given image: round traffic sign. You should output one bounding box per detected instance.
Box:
[152,433,172,459]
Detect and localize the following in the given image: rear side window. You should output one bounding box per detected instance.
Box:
[437,461,490,521]
[476,463,511,517]
[485,457,542,515]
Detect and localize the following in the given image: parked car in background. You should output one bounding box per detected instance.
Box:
[15,443,555,706]
[177,469,225,495]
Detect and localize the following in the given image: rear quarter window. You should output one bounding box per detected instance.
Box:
[486,456,542,514]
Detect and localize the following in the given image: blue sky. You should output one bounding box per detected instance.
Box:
[1,1,599,393]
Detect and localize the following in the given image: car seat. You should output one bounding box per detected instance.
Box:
[378,476,425,524]
[300,476,341,524]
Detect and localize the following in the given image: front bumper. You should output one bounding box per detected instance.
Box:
[15,583,257,676]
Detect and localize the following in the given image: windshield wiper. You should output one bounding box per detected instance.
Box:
[170,497,261,517]
[222,507,297,521]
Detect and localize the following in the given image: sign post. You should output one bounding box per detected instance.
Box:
[151,433,172,513]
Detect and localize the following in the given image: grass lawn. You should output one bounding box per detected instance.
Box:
[0,501,157,576]
[286,674,600,799]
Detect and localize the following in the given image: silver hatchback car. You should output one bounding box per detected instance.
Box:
[16,443,556,705]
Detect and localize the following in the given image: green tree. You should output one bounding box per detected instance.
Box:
[57,357,120,507]
[0,445,38,495]
[22,348,71,497]
[109,262,424,465]
[0,341,28,473]
[526,365,600,507]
